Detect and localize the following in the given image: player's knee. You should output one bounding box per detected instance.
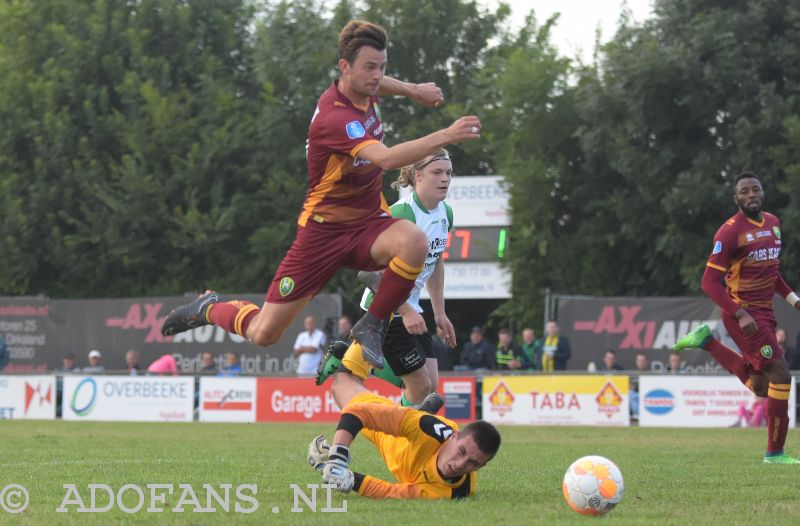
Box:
[249,327,281,347]
[400,229,428,265]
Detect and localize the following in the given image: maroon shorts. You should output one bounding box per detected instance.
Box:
[721,307,782,372]
[266,214,398,303]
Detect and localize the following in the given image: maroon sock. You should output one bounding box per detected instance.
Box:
[208,300,259,337]
[367,258,422,320]
[705,339,750,385]
[767,384,791,454]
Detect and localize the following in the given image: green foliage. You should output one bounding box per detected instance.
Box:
[2,0,800,338]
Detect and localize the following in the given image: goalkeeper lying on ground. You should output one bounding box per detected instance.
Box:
[307,370,500,499]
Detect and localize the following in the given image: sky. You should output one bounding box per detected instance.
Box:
[480,0,655,62]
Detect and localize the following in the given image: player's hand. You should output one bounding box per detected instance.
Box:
[322,454,354,492]
[444,116,482,144]
[414,82,444,108]
[735,309,758,336]
[403,311,427,335]
[435,314,457,348]
[307,434,330,472]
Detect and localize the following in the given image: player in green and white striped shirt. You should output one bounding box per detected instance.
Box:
[317,150,457,412]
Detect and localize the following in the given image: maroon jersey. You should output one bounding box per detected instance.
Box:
[706,211,782,309]
[299,80,388,227]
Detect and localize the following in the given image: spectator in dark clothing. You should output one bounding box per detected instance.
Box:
[520,328,538,370]
[432,327,455,371]
[598,349,624,372]
[460,326,496,370]
[495,328,523,370]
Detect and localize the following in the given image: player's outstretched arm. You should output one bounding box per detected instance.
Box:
[357,116,481,171]
[352,473,421,499]
[379,77,443,107]
[775,273,800,311]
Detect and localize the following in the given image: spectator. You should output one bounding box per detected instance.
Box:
[460,326,496,370]
[667,351,683,374]
[337,315,353,342]
[730,397,768,428]
[83,350,105,374]
[432,326,455,371]
[57,353,80,373]
[147,354,178,376]
[635,352,650,372]
[599,350,624,372]
[495,328,523,370]
[201,351,218,374]
[0,337,8,371]
[219,352,243,377]
[538,321,571,371]
[293,315,327,376]
[519,328,538,370]
[125,350,141,375]
[630,352,650,420]
[777,328,799,370]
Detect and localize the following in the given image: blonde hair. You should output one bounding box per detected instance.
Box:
[392,149,451,190]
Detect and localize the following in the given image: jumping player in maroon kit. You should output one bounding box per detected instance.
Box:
[676,171,800,464]
[161,20,482,369]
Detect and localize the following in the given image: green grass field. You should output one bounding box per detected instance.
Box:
[2,421,800,525]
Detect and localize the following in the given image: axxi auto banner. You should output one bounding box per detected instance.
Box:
[555,295,799,372]
[482,375,630,426]
[639,376,797,428]
[0,293,340,374]
[256,377,477,423]
[0,375,56,420]
[63,376,194,422]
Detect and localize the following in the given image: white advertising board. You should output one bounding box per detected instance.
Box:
[62,376,194,422]
[639,375,796,428]
[199,377,256,423]
[420,262,511,300]
[0,375,56,420]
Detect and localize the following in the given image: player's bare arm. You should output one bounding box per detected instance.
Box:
[379,77,444,107]
[357,116,481,171]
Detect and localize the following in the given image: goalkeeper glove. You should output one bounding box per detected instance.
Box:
[307,434,331,472]
[322,444,354,492]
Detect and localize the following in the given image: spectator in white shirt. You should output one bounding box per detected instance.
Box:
[293,316,327,376]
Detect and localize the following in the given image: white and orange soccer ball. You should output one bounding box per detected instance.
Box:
[562,455,624,516]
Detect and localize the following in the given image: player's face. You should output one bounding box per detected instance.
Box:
[341,46,387,99]
[416,160,453,204]
[438,434,492,478]
[734,177,764,216]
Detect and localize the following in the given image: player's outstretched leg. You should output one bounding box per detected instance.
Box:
[316,341,350,386]
[674,324,712,351]
[161,291,219,336]
[675,324,752,387]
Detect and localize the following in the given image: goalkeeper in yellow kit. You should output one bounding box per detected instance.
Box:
[307,371,500,499]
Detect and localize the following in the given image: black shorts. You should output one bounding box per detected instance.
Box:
[383,315,435,376]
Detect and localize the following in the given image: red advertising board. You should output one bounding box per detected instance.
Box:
[256,376,476,423]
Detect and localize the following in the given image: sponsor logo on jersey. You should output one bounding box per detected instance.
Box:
[373,102,382,121]
[712,241,722,255]
[279,277,295,297]
[746,232,754,242]
[760,345,773,359]
[345,120,366,139]
[774,226,781,239]
[747,247,781,262]
[441,218,448,233]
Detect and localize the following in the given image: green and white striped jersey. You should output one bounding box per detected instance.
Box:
[361,192,453,313]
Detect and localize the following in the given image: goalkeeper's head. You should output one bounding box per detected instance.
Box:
[437,420,501,479]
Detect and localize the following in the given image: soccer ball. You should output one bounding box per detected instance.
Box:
[562,455,624,516]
